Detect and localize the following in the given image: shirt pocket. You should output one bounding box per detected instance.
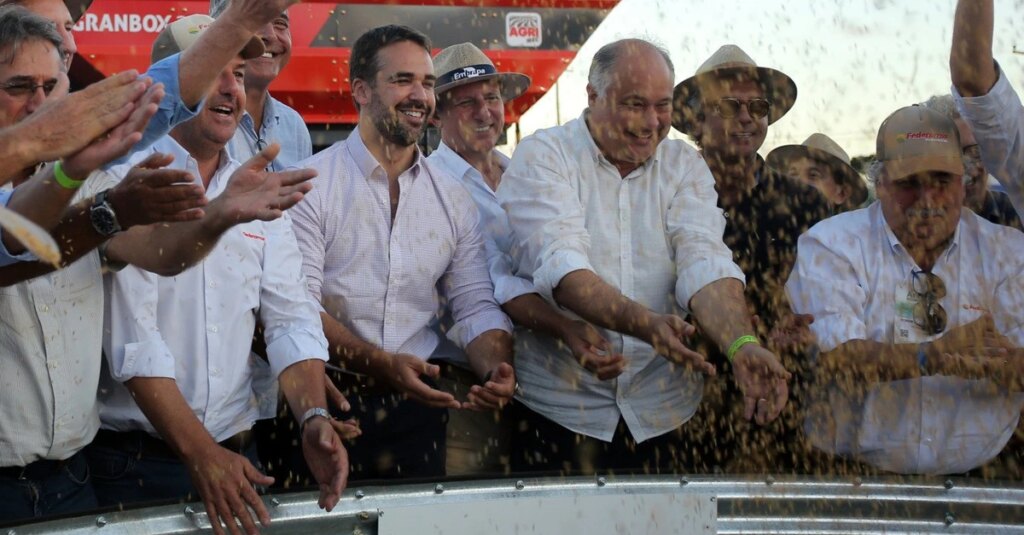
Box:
[210,227,266,315]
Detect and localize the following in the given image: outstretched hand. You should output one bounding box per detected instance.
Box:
[207,143,315,229]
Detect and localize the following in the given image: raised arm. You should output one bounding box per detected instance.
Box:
[950,0,997,97]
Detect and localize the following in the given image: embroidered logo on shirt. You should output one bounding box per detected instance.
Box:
[962,304,988,313]
[242,231,266,241]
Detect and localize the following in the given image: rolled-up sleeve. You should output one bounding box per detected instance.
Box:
[785,229,868,352]
[288,174,328,313]
[498,136,594,302]
[103,265,177,380]
[953,66,1024,216]
[667,161,745,312]
[484,235,536,305]
[443,187,512,349]
[260,215,329,378]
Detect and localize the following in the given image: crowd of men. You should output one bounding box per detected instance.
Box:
[0,0,1022,532]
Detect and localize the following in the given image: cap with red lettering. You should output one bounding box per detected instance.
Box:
[150,13,263,64]
[876,105,964,182]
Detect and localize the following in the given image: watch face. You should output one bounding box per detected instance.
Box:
[93,208,118,236]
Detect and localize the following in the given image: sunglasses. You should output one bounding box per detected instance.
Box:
[0,79,59,99]
[911,270,947,335]
[707,97,772,120]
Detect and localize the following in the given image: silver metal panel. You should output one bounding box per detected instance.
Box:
[377,493,716,535]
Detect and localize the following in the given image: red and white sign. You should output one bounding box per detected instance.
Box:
[506,12,542,48]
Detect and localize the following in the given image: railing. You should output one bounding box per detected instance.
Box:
[9,475,1024,534]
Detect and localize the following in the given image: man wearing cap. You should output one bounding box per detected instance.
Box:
[672,44,830,472]
[922,94,1022,232]
[950,0,1023,219]
[767,133,869,214]
[85,19,347,534]
[290,25,514,480]
[787,105,1024,475]
[210,0,309,172]
[426,42,615,475]
[498,38,790,473]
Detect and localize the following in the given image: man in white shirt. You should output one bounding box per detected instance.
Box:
[0,9,322,526]
[85,18,346,535]
[290,25,515,480]
[426,42,615,475]
[787,105,1024,475]
[950,0,1023,218]
[498,38,791,474]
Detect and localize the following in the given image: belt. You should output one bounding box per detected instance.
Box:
[0,457,74,480]
[92,429,255,458]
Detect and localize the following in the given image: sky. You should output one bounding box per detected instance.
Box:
[504,0,1024,159]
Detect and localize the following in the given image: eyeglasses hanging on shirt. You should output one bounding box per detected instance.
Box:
[910,270,948,335]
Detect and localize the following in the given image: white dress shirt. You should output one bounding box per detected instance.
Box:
[953,66,1024,217]
[289,127,511,361]
[97,136,328,443]
[786,202,1024,475]
[497,113,744,443]
[0,181,105,466]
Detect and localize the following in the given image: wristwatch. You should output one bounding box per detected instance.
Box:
[90,189,122,237]
[300,407,331,431]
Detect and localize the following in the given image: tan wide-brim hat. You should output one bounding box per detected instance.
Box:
[767,133,868,206]
[876,105,963,182]
[64,0,92,22]
[433,42,531,102]
[151,13,264,64]
[672,44,797,135]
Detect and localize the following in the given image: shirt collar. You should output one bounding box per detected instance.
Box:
[346,125,424,181]
[877,202,963,265]
[240,93,282,130]
[433,141,509,193]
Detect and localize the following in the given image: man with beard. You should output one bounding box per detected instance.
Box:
[673,44,830,473]
[787,105,1024,476]
[289,25,514,480]
[211,0,310,171]
[498,39,790,474]
[87,16,346,535]
[950,0,1023,219]
[921,94,1021,231]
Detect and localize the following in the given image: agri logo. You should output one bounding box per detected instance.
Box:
[506,13,542,48]
[896,132,949,143]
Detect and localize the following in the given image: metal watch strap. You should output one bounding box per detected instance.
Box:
[300,407,331,431]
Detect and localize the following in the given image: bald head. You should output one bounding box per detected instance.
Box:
[587,38,674,98]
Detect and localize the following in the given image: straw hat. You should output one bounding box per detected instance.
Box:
[672,44,797,135]
[433,42,530,102]
[767,133,868,206]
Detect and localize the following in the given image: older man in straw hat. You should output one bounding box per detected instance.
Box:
[767,133,869,213]
[787,105,1024,476]
[426,42,614,476]
[289,26,514,481]
[498,38,790,474]
[672,44,830,472]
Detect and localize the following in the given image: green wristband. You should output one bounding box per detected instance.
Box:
[726,335,760,363]
[53,161,85,190]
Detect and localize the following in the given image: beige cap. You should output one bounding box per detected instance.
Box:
[673,44,797,135]
[151,13,264,64]
[876,105,963,182]
[433,42,531,102]
[766,133,868,206]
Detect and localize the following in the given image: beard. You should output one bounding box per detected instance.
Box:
[368,93,427,147]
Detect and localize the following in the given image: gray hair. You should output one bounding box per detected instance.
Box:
[919,94,961,121]
[0,5,63,65]
[587,38,674,97]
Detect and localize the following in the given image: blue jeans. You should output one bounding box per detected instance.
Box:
[0,451,98,525]
[85,431,261,509]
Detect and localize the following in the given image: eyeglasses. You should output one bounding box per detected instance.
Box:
[911,270,947,335]
[0,79,58,99]
[707,97,771,120]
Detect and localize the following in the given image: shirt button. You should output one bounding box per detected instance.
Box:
[208,325,219,333]
[208,281,216,289]
[41,305,50,313]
